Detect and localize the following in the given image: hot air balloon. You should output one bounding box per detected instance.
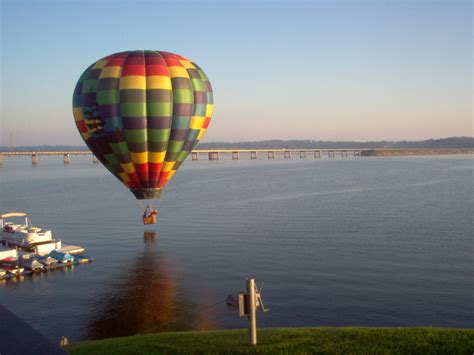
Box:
[72,51,214,222]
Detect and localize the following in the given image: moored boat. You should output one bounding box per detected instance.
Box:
[20,257,45,272]
[73,254,93,264]
[1,213,61,255]
[35,256,58,269]
[49,250,75,264]
[7,267,25,277]
[1,213,52,246]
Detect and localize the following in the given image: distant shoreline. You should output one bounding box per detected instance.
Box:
[361,148,474,156]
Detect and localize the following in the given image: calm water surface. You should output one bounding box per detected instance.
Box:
[0,155,472,342]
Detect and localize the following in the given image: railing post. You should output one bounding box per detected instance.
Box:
[247,278,257,346]
[0,154,3,167]
[284,150,291,159]
[32,154,38,165]
[300,151,306,158]
[192,152,198,161]
[267,151,274,159]
[250,151,257,159]
[63,153,70,165]
[314,150,321,158]
[232,151,239,160]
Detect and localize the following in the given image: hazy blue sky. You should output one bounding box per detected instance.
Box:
[1,0,472,145]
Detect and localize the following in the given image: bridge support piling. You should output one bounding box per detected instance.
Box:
[267,151,274,159]
[209,152,219,160]
[300,151,306,158]
[314,150,321,158]
[250,151,257,159]
[232,151,239,160]
[0,154,3,166]
[31,154,38,165]
[329,150,335,158]
[92,155,99,164]
[192,152,198,161]
[63,153,70,165]
[284,151,291,159]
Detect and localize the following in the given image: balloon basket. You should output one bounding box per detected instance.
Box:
[143,215,157,225]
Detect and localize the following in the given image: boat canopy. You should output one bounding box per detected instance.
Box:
[0,212,27,219]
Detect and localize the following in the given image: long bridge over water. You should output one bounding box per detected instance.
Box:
[0,148,365,166]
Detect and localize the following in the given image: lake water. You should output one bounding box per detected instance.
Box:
[0,154,472,342]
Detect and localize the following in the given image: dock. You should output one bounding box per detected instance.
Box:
[59,244,85,254]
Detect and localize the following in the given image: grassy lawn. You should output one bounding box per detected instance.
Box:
[66,327,474,354]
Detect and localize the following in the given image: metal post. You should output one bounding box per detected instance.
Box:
[246,278,257,346]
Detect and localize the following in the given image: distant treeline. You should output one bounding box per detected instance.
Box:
[197,137,474,149]
[1,137,473,152]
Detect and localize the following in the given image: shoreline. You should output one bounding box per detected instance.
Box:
[361,148,474,157]
[66,327,474,354]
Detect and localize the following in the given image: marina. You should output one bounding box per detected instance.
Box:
[0,212,91,280]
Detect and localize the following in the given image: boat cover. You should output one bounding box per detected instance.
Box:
[49,250,74,262]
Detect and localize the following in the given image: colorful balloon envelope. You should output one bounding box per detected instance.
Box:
[72,50,214,199]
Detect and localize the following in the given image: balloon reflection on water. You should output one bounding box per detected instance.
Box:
[86,231,216,340]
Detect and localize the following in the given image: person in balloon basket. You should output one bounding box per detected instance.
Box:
[143,205,159,225]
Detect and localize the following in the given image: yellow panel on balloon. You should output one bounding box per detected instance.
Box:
[99,66,121,79]
[162,161,175,172]
[205,105,214,117]
[190,116,205,129]
[180,60,196,69]
[73,108,84,121]
[130,152,148,164]
[149,151,166,163]
[168,66,189,78]
[121,162,136,174]
[119,172,131,183]
[92,60,108,70]
[197,128,207,141]
[146,76,172,90]
[119,76,146,90]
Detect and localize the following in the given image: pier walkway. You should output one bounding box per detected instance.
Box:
[0,305,66,354]
[0,148,364,165]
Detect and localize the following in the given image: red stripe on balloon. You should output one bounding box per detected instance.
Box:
[203,117,211,129]
[146,65,169,76]
[121,65,145,76]
[76,120,88,133]
[163,58,182,67]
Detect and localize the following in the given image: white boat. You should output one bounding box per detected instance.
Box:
[0,213,61,254]
[20,257,45,272]
[7,267,24,277]
[36,256,58,269]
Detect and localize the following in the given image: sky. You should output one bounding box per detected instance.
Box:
[0,0,472,146]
